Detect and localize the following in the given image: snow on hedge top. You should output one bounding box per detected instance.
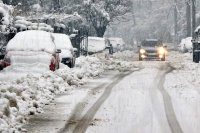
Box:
[6,30,56,54]
[52,33,72,49]
[109,37,125,47]
[14,17,54,32]
[88,37,106,53]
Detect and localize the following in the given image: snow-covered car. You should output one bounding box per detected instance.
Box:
[52,33,76,68]
[108,37,125,53]
[138,39,167,61]
[0,30,60,71]
[87,37,106,55]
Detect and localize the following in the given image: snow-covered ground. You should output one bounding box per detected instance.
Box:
[1,50,200,133]
[0,51,139,133]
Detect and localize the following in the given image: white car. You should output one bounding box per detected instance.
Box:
[52,33,76,68]
[2,30,60,72]
[108,37,125,53]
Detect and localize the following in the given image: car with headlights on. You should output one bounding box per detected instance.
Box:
[138,39,167,61]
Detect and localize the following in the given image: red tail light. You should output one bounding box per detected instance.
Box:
[49,58,56,71]
[4,57,11,68]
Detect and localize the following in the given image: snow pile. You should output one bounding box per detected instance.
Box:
[97,50,139,72]
[169,51,200,85]
[178,37,193,53]
[75,56,104,77]
[0,55,104,133]
[87,37,106,53]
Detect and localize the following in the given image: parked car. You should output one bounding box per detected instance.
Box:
[52,33,76,68]
[0,30,60,71]
[138,39,167,61]
[87,37,106,55]
[108,37,125,53]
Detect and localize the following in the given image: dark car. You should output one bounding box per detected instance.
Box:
[138,39,167,61]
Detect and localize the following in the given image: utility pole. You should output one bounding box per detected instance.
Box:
[192,0,196,37]
[174,0,178,45]
[186,1,191,37]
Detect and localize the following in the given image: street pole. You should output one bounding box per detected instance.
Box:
[174,0,178,45]
[192,0,196,37]
[186,1,191,37]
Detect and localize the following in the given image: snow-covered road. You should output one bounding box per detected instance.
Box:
[21,52,200,133]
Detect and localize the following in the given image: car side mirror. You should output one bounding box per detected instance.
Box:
[56,49,61,53]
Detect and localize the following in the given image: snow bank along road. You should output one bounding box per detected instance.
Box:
[24,52,200,133]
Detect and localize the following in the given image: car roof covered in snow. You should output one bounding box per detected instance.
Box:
[51,33,73,49]
[108,37,125,47]
[87,37,106,53]
[6,30,56,54]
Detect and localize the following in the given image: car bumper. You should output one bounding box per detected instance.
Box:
[139,53,165,59]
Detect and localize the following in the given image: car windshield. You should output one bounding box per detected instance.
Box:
[142,40,160,47]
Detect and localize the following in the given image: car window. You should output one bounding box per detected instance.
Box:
[142,40,161,47]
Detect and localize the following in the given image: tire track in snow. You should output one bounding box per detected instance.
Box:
[57,82,108,133]
[157,63,183,133]
[59,68,142,133]
[72,71,134,133]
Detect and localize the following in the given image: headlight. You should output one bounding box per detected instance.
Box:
[140,49,146,54]
[158,47,165,55]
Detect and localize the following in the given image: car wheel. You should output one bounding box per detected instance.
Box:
[161,55,165,61]
[57,63,60,69]
[193,52,199,63]
[139,54,142,61]
[66,61,75,68]
[66,62,72,68]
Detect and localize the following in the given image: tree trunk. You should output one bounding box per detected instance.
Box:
[53,0,60,11]
[96,26,107,37]
[186,1,191,37]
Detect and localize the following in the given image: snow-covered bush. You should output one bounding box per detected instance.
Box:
[179,37,192,53]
